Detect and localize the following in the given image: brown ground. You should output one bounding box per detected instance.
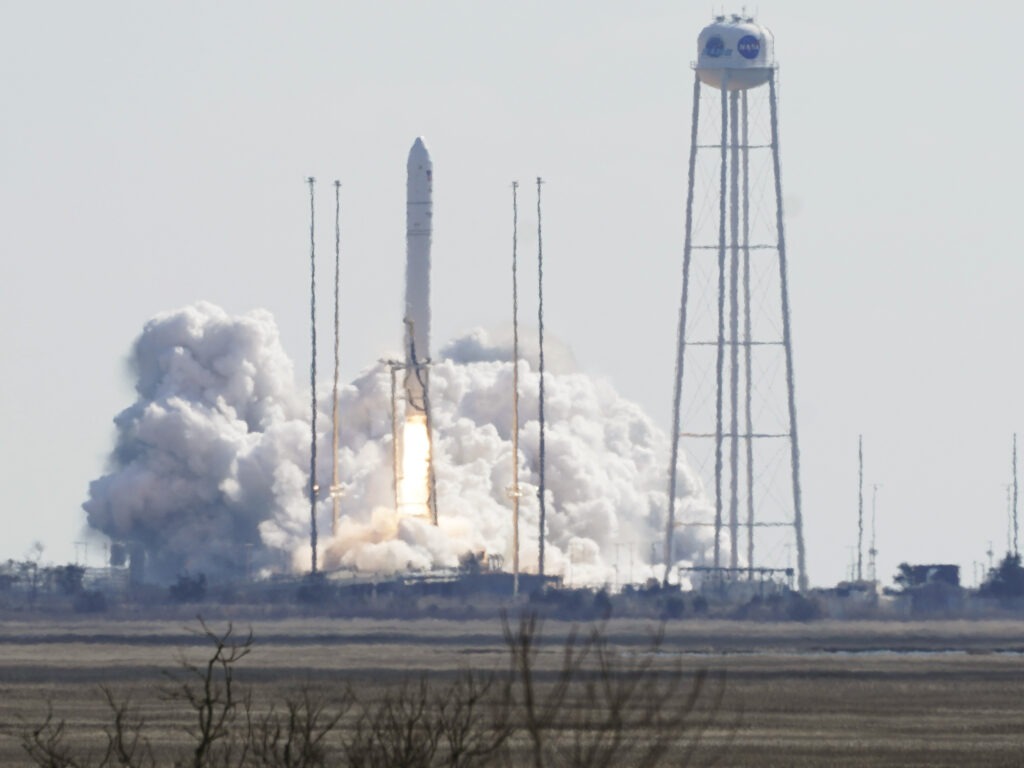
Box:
[2,617,1024,766]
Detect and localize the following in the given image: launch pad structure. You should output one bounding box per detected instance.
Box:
[665,14,808,591]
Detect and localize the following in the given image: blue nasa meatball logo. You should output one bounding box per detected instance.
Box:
[704,36,725,58]
[737,34,761,60]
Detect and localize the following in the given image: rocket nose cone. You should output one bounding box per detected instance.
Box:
[408,136,431,166]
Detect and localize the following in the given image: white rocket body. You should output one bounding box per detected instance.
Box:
[397,137,435,521]
[404,137,432,409]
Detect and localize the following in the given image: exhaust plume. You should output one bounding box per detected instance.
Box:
[85,305,716,586]
[83,302,309,582]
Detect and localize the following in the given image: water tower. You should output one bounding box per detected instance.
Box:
[664,14,808,591]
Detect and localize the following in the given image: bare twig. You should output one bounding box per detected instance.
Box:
[21,702,84,768]
[246,685,351,768]
[98,687,155,768]
[163,616,254,768]
[21,613,732,768]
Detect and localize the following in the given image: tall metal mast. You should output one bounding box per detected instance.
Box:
[307,176,319,575]
[509,181,522,595]
[536,176,547,576]
[869,483,879,583]
[858,435,863,582]
[1013,433,1019,557]
[330,180,343,538]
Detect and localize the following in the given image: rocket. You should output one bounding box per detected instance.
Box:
[397,137,436,522]
[404,136,432,410]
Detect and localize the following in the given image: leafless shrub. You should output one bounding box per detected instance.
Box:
[22,613,729,768]
[21,688,154,768]
[501,612,730,768]
[21,702,80,768]
[98,688,155,768]
[162,617,253,767]
[342,677,440,768]
[435,669,512,768]
[341,669,513,768]
[245,686,351,768]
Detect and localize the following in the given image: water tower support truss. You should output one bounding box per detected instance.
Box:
[665,61,807,592]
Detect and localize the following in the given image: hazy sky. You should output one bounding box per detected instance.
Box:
[2,1,1023,587]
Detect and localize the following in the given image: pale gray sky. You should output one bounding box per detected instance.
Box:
[2,1,1022,586]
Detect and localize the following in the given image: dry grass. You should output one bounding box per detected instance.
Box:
[2,617,1024,765]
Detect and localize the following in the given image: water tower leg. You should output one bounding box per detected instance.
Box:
[712,81,729,571]
[741,88,756,579]
[728,88,742,571]
[768,70,808,592]
[664,73,702,586]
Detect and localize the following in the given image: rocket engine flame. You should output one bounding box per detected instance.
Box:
[398,413,432,519]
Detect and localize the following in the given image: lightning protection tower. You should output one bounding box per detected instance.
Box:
[664,14,808,591]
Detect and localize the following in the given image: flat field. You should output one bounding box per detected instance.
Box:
[2,616,1024,766]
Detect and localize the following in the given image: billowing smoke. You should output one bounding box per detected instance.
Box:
[86,304,715,585]
[83,303,309,582]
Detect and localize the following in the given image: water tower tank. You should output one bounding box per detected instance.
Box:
[696,14,775,91]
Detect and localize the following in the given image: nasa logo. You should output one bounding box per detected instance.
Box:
[704,36,725,58]
[737,34,760,60]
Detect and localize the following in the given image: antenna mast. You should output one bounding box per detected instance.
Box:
[857,435,863,581]
[307,176,319,575]
[509,181,522,595]
[330,180,343,538]
[536,176,547,576]
[1013,433,1019,557]
[869,483,879,583]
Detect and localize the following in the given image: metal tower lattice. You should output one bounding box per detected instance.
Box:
[664,59,807,591]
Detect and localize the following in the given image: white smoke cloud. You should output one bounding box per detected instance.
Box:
[318,328,716,585]
[86,306,716,586]
[84,302,309,582]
